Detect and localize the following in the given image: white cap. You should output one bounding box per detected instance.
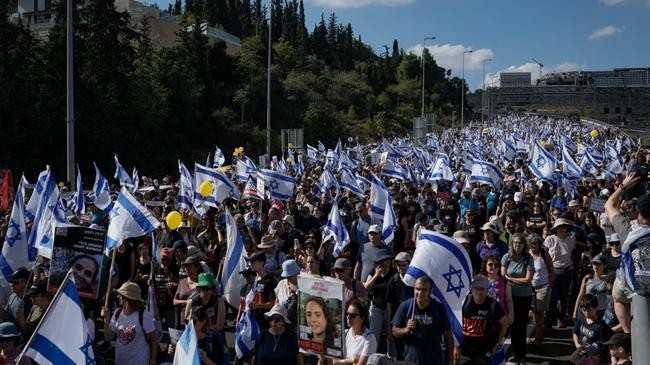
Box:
[514,192,524,203]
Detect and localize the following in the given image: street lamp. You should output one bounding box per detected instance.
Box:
[421,35,436,118]
[461,49,473,129]
[266,6,273,160]
[481,58,492,124]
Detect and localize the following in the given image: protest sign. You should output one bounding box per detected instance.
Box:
[589,198,605,213]
[48,224,106,299]
[297,274,344,359]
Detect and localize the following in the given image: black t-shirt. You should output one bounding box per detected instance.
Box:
[198,331,226,365]
[255,330,299,365]
[368,269,394,310]
[527,213,546,235]
[572,316,613,347]
[253,274,277,329]
[386,273,414,311]
[461,296,505,357]
[392,298,450,365]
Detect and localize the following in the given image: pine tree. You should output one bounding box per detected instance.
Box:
[271,0,282,42]
[298,0,307,51]
[240,0,253,37]
[326,12,337,46]
[174,0,182,14]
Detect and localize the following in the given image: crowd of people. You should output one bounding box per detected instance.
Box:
[0,114,646,365]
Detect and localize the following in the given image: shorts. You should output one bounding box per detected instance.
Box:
[533,284,551,312]
[612,277,632,304]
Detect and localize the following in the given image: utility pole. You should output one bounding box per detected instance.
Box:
[461,50,473,129]
[266,6,272,159]
[66,0,75,189]
[421,36,436,118]
[481,58,492,124]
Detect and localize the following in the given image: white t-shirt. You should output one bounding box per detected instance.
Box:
[110,309,155,365]
[274,279,296,305]
[345,328,377,359]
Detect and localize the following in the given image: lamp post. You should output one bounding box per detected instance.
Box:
[481,58,492,124]
[461,49,473,129]
[66,0,75,189]
[421,35,436,118]
[266,6,272,160]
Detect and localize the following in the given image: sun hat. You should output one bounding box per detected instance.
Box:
[115,282,145,302]
[282,215,295,227]
[281,260,300,278]
[196,272,217,288]
[394,252,411,263]
[373,249,394,264]
[480,221,500,234]
[0,322,21,338]
[264,303,291,324]
[551,218,573,231]
[257,235,277,249]
[453,230,470,244]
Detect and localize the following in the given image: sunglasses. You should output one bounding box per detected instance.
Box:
[346,312,359,319]
[269,316,284,323]
[487,263,499,267]
[610,241,620,246]
[369,232,379,235]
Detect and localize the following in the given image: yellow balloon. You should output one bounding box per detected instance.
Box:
[590,129,599,138]
[286,157,293,164]
[288,143,294,147]
[165,211,182,230]
[199,180,213,197]
[540,140,547,147]
[482,128,489,133]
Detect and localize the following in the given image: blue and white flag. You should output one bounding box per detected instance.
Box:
[92,162,111,211]
[382,194,397,244]
[28,169,67,260]
[173,321,200,365]
[322,203,350,258]
[604,156,625,178]
[370,173,393,230]
[235,284,260,358]
[295,158,305,177]
[257,169,295,201]
[235,159,255,182]
[178,160,195,213]
[427,154,455,182]
[306,144,319,162]
[105,187,161,252]
[316,168,339,196]
[213,146,226,168]
[221,210,248,308]
[470,159,505,190]
[132,167,139,192]
[338,151,358,171]
[0,176,31,280]
[25,168,50,221]
[68,165,85,216]
[25,274,95,365]
[499,140,517,163]
[562,144,582,180]
[317,141,326,153]
[382,139,404,160]
[382,159,408,181]
[355,174,371,191]
[277,158,288,174]
[560,133,577,154]
[514,137,530,154]
[114,154,134,188]
[403,229,473,345]
[339,168,365,198]
[528,140,558,184]
[579,151,601,177]
[195,163,240,208]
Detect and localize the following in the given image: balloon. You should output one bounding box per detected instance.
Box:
[288,143,294,147]
[286,157,293,164]
[540,140,546,147]
[482,128,489,133]
[165,211,182,230]
[199,181,213,197]
[590,129,599,138]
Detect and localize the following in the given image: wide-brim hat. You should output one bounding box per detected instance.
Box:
[394,252,411,263]
[115,282,145,302]
[551,218,573,231]
[0,322,21,338]
[282,215,295,227]
[257,235,277,249]
[264,303,291,324]
[480,222,500,234]
[452,230,470,244]
[374,249,394,264]
[196,272,217,288]
[281,259,300,278]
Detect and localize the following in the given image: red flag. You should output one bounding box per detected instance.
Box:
[0,169,14,211]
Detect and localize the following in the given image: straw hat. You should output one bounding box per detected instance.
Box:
[115,282,145,302]
[257,235,277,249]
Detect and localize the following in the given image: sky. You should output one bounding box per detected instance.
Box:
[298,0,650,90]
[154,0,650,91]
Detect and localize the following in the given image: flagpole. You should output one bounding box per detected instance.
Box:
[16,270,75,364]
[104,248,118,309]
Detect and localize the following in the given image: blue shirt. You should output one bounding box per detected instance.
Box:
[476,239,509,261]
[550,196,567,210]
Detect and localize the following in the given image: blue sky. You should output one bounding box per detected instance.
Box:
[299,0,650,90]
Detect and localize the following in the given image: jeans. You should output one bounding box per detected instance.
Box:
[369,303,386,352]
[548,268,572,326]
[511,295,532,359]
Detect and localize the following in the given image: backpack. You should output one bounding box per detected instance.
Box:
[624,231,650,295]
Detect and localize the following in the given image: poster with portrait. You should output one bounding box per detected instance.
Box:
[297,274,345,359]
[48,224,106,299]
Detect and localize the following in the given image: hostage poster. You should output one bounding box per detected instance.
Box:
[48,224,106,299]
[297,274,344,359]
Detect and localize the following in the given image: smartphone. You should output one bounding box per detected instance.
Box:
[294,238,300,251]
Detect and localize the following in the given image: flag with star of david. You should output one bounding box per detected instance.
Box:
[469,159,504,190]
[528,140,558,184]
[0,176,31,281]
[257,169,295,201]
[105,187,161,253]
[26,273,96,365]
[28,168,68,260]
[403,229,473,345]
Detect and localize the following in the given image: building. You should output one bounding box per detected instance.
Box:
[7,0,241,54]
[539,68,650,88]
[500,72,532,88]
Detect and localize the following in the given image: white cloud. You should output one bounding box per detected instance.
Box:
[588,25,622,40]
[408,43,495,73]
[306,0,415,8]
[483,62,584,88]
[599,0,624,5]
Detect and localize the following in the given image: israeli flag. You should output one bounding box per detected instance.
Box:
[113,154,134,187]
[195,163,240,207]
[221,210,248,308]
[92,162,111,211]
[306,144,319,162]
[173,320,201,365]
[604,156,625,177]
[317,140,326,152]
[528,140,558,184]
[316,168,339,196]
[25,168,50,221]
[105,187,161,252]
[277,158,288,174]
[382,139,404,160]
[0,176,31,280]
[369,172,396,243]
[26,275,95,364]
[470,159,505,190]
[235,284,260,358]
[428,154,455,182]
[355,174,371,191]
[382,159,408,181]
[338,151,359,171]
[514,137,530,154]
[499,140,517,162]
[339,168,365,198]
[131,167,139,192]
[68,165,85,216]
[178,160,196,214]
[403,229,473,345]
[295,158,305,177]
[382,194,397,244]
[213,146,226,168]
[562,144,583,180]
[235,159,255,182]
[579,151,600,177]
[28,169,67,260]
[322,202,350,258]
[258,169,295,201]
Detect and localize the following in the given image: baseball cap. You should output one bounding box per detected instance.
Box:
[368,224,381,234]
[603,333,631,353]
[453,230,470,244]
[471,275,489,289]
[394,252,411,263]
[334,258,352,270]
